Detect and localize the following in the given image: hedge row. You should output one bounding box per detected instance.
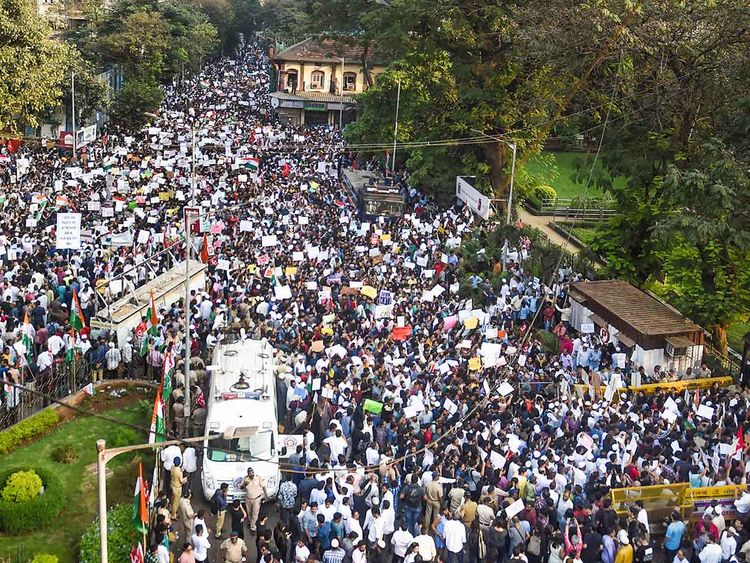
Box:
[0,466,65,534]
[0,408,60,455]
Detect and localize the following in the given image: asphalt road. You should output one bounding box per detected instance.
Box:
[184,462,284,563]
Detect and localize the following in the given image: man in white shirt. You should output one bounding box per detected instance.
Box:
[366,507,385,545]
[443,514,467,562]
[414,531,437,562]
[700,536,724,563]
[720,527,738,562]
[391,521,414,559]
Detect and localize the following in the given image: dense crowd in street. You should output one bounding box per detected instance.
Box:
[1,38,749,563]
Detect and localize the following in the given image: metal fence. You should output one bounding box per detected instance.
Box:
[704,343,742,378]
[0,357,92,431]
[541,198,618,222]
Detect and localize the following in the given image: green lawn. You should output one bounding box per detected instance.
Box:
[525,150,627,200]
[569,225,599,246]
[0,393,152,562]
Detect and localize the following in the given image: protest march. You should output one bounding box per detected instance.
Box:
[0,37,748,563]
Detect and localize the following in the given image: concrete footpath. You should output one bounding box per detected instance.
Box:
[517,207,581,252]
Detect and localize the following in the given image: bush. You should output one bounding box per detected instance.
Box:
[109,427,140,448]
[1,470,42,503]
[0,467,64,534]
[30,554,59,563]
[0,408,60,455]
[79,504,140,563]
[534,184,557,202]
[51,444,79,464]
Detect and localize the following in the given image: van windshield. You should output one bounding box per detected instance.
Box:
[207,430,274,462]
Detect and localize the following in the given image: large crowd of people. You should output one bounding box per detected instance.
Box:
[0,37,748,563]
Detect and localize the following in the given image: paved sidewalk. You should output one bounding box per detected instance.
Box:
[517,207,581,252]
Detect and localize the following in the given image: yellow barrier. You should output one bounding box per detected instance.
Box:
[611,483,744,525]
[629,376,733,394]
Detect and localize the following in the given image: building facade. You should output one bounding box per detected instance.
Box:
[270,38,386,127]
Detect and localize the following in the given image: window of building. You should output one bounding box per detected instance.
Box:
[310,70,325,90]
[343,72,357,91]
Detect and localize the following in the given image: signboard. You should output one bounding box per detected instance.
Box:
[184,206,201,233]
[456,176,492,220]
[58,131,74,149]
[303,102,327,112]
[56,212,82,249]
[280,100,305,109]
[76,124,97,148]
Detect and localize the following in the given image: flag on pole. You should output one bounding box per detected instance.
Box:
[129,544,144,563]
[200,233,210,263]
[70,290,86,331]
[21,312,34,363]
[132,463,149,534]
[139,335,150,357]
[146,291,158,336]
[734,425,745,458]
[161,350,174,403]
[148,389,166,443]
[83,382,95,395]
[236,156,260,171]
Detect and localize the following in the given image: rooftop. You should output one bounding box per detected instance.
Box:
[270,91,357,104]
[569,279,701,336]
[275,37,383,65]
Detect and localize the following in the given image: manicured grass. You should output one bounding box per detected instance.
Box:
[0,393,152,563]
[525,150,627,200]
[728,321,750,354]
[569,226,599,246]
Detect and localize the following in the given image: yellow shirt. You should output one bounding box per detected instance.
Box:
[615,544,634,563]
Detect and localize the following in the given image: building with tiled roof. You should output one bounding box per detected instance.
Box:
[270,38,387,127]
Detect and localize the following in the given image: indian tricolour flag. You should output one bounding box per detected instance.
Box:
[236,156,260,171]
[70,290,86,331]
[161,350,174,403]
[148,389,166,443]
[132,462,149,534]
[21,312,34,362]
[146,291,158,336]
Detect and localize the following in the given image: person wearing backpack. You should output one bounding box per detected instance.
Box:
[399,475,425,536]
[211,482,229,539]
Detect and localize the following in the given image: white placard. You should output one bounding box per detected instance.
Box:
[55,213,81,249]
[504,498,525,519]
[580,323,595,334]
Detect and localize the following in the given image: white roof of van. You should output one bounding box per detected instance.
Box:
[209,338,276,401]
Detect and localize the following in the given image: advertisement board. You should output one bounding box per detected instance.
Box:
[456,176,492,220]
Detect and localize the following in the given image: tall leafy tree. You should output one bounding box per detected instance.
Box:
[653,140,750,353]
[0,0,76,132]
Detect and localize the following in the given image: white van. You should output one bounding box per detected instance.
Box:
[200,338,281,502]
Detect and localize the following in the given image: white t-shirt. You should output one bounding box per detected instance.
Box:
[295,543,311,562]
[191,534,211,562]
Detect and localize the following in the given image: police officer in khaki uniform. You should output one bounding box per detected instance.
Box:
[240,467,266,533]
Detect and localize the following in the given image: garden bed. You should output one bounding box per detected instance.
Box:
[0,389,152,562]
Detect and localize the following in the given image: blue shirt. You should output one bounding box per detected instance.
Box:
[665,520,685,550]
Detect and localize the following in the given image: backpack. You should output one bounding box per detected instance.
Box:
[210,490,220,515]
[528,534,541,556]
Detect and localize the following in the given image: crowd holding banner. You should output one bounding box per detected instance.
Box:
[0,37,748,563]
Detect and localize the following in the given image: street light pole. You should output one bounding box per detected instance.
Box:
[96,434,222,562]
[71,72,77,156]
[184,127,197,421]
[472,129,517,225]
[391,79,401,173]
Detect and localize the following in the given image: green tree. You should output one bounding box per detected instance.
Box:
[111,77,163,128]
[341,0,643,205]
[652,140,750,354]
[0,0,76,133]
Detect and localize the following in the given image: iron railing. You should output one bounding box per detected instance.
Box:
[0,357,92,431]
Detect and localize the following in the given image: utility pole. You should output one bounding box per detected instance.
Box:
[391,79,401,173]
[339,57,344,128]
[184,127,197,421]
[472,129,517,224]
[71,72,77,156]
